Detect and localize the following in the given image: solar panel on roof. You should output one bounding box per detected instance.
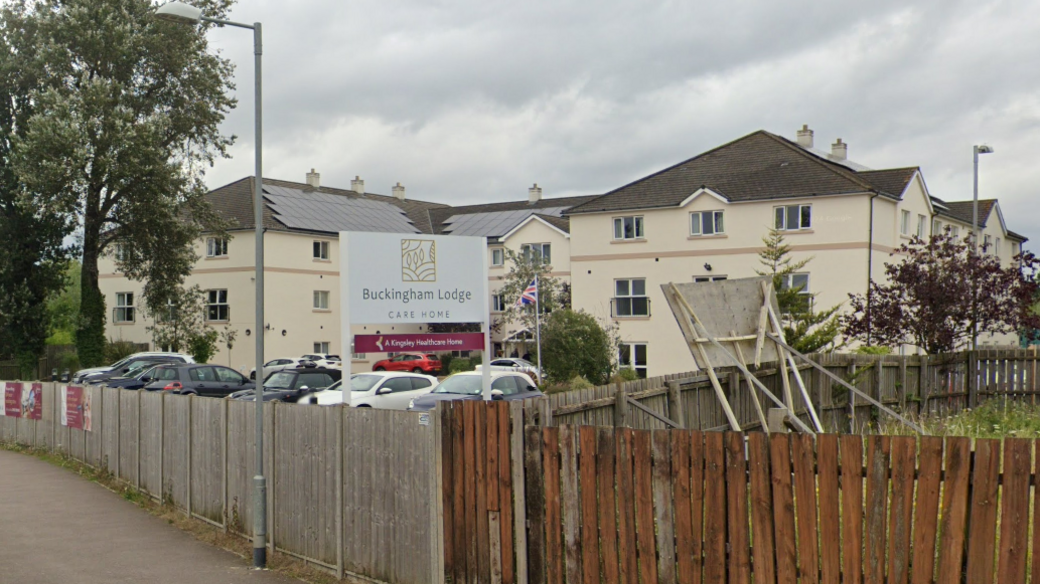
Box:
[261,185,418,234]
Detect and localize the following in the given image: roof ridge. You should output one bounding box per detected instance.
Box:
[261,177,450,208]
[757,131,886,194]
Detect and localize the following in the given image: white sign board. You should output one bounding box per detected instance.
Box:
[341,232,488,324]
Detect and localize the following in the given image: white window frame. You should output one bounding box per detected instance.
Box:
[350,341,365,361]
[952,226,961,238]
[521,243,551,264]
[618,342,648,379]
[114,292,135,323]
[206,289,229,322]
[114,243,128,262]
[491,248,504,267]
[694,275,728,283]
[900,210,911,236]
[613,216,645,240]
[614,278,649,317]
[984,234,992,252]
[313,240,330,260]
[492,294,506,313]
[314,290,330,310]
[775,204,812,231]
[1012,242,1020,257]
[690,211,724,236]
[995,237,1001,257]
[917,214,926,238]
[206,237,228,258]
[932,219,942,235]
[780,273,811,312]
[314,341,330,354]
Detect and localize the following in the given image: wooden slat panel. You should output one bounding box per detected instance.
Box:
[654,430,677,584]
[791,433,819,584]
[936,437,972,583]
[886,436,916,584]
[543,427,563,584]
[996,438,1030,584]
[464,401,478,584]
[816,434,840,584]
[746,433,775,584]
[770,433,796,584]
[441,405,454,580]
[477,404,491,583]
[498,404,515,584]
[633,430,659,584]
[617,429,639,584]
[909,437,943,584]
[525,426,547,584]
[597,428,620,584]
[579,427,600,584]
[487,404,500,513]
[965,439,1001,584]
[839,435,864,584]
[704,431,727,584]
[454,404,468,584]
[725,432,751,583]
[560,426,582,584]
[863,436,889,584]
[673,431,696,584]
[1029,441,1040,584]
[689,431,705,584]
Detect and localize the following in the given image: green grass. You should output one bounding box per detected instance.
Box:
[877,398,1040,438]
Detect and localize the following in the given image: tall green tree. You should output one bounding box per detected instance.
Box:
[4,0,236,366]
[0,4,74,375]
[539,309,618,385]
[756,227,842,353]
[45,260,82,345]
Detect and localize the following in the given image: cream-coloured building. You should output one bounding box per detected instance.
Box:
[566,127,1028,377]
[98,174,590,373]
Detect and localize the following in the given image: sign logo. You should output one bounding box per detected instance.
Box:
[401,239,436,282]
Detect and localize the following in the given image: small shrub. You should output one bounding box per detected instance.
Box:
[438,354,454,373]
[568,375,593,391]
[105,339,138,363]
[449,359,474,374]
[616,367,640,382]
[854,345,892,355]
[58,352,80,374]
[187,330,219,363]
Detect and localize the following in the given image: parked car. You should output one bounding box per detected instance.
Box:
[475,357,540,379]
[372,353,442,375]
[142,364,254,397]
[407,371,541,412]
[73,352,194,383]
[248,357,310,380]
[301,354,342,368]
[300,372,438,409]
[81,355,188,385]
[101,364,174,390]
[229,366,341,402]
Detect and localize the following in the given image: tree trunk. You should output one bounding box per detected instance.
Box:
[77,214,107,367]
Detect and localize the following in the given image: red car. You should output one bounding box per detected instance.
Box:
[373,353,442,375]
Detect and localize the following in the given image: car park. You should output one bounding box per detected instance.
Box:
[73,352,194,383]
[80,355,188,385]
[474,357,540,379]
[407,371,541,412]
[229,366,341,402]
[101,364,173,390]
[300,372,437,409]
[372,353,442,375]
[142,364,254,397]
[249,357,310,380]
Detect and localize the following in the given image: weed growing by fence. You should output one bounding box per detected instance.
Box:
[876,399,1040,438]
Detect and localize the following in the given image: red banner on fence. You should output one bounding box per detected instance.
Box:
[62,386,92,431]
[354,333,486,353]
[25,383,42,420]
[2,382,43,420]
[3,382,22,417]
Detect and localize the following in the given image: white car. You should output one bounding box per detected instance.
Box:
[249,357,310,380]
[475,358,540,378]
[301,372,438,410]
[73,352,195,383]
[301,354,342,369]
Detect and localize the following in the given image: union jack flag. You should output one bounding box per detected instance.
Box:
[517,277,538,307]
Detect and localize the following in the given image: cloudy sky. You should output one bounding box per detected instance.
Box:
[204,0,1040,243]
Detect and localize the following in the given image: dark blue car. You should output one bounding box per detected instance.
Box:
[102,364,174,390]
[407,371,542,412]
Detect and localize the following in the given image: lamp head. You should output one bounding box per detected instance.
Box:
[976,144,994,155]
[155,1,203,24]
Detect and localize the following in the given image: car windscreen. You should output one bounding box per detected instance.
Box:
[264,371,296,389]
[433,375,483,395]
[154,367,178,381]
[351,375,382,392]
[134,366,160,380]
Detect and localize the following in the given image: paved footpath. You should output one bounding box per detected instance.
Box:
[0,449,296,584]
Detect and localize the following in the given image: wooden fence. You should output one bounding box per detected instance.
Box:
[0,383,443,584]
[445,400,1040,584]
[541,349,1039,433]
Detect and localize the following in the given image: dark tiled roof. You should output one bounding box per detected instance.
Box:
[427,194,599,234]
[205,176,449,234]
[568,131,910,215]
[934,199,996,228]
[534,214,571,234]
[1007,230,1028,242]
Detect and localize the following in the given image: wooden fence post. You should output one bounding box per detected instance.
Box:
[510,402,529,584]
[667,381,685,429]
[614,383,627,428]
[847,359,857,433]
[899,357,908,411]
[920,355,929,416]
[186,394,193,518]
[967,351,979,408]
[537,397,552,428]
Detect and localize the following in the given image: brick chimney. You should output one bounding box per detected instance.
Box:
[392,182,405,200]
[528,183,542,204]
[831,138,847,161]
[306,168,320,188]
[351,175,365,195]
[796,124,814,148]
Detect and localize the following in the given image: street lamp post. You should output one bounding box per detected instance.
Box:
[972,144,994,351]
[155,2,267,569]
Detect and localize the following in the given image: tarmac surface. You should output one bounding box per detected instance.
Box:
[0,449,296,584]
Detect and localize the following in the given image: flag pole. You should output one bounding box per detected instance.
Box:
[535,274,542,384]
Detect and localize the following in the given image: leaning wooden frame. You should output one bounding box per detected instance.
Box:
[661,277,923,434]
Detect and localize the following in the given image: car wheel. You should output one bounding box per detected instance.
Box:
[357,404,371,408]
[375,367,386,371]
[412,367,423,373]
